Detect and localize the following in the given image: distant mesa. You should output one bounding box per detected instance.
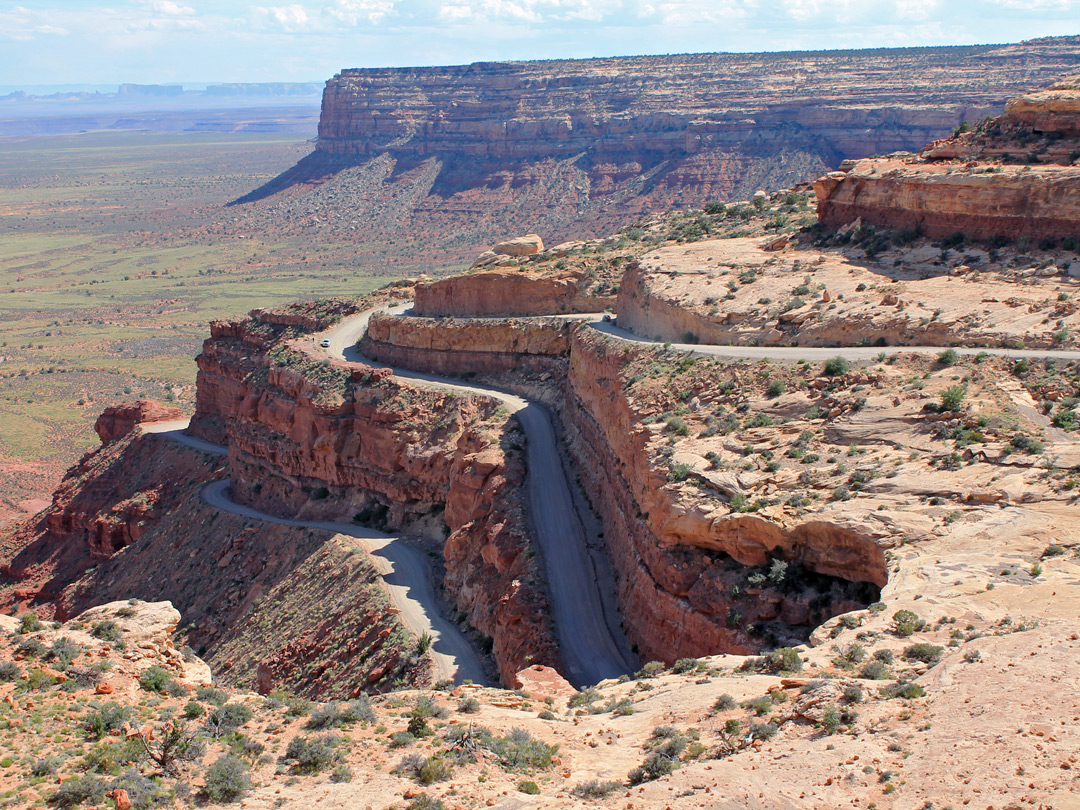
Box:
[230,37,1080,251]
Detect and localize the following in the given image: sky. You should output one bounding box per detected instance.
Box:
[0,0,1078,86]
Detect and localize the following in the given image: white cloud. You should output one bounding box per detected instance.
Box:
[146,0,196,14]
[329,0,397,24]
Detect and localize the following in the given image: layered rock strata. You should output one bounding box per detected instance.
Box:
[238,39,1080,252]
[361,311,571,377]
[413,269,612,318]
[190,308,559,684]
[817,74,1080,242]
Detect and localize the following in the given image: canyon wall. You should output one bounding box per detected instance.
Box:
[560,329,884,662]
[361,311,570,377]
[191,310,560,684]
[361,304,885,663]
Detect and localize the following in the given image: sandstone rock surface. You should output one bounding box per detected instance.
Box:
[94,400,182,444]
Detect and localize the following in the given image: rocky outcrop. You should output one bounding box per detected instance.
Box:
[94,400,182,444]
[816,74,1080,242]
[815,159,1080,242]
[361,311,571,376]
[413,269,612,317]
[191,306,560,685]
[560,329,883,663]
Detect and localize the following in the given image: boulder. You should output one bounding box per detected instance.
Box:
[492,234,544,257]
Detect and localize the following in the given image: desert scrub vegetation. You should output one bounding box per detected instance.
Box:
[628,725,703,784]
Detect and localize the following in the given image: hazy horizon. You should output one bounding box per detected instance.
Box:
[1,1,1078,86]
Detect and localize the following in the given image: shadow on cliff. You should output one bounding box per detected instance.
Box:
[228,151,349,205]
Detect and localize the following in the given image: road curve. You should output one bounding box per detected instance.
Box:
[140,419,488,686]
[326,306,639,687]
[589,320,1080,362]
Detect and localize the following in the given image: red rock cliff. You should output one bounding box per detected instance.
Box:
[190,307,560,684]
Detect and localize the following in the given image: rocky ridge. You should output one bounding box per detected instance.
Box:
[817,73,1080,242]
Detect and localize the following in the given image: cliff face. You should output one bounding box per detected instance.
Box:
[361,311,570,377]
[413,270,610,318]
[191,309,560,685]
[561,329,882,663]
[817,73,1080,242]
[234,39,1080,258]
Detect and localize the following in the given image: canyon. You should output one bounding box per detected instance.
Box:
[1,72,1080,810]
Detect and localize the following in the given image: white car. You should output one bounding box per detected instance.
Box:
[320,338,331,348]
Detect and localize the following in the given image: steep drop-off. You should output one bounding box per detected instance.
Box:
[191,306,560,684]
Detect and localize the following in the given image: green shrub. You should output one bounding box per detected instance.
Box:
[937,348,960,366]
[903,643,945,664]
[138,665,177,694]
[331,764,354,783]
[203,755,251,803]
[572,779,622,798]
[306,698,376,730]
[891,609,924,637]
[90,621,123,644]
[46,637,82,669]
[208,703,253,736]
[31,756,61,777]
[636,661,665,679]
[939,385,966,412]
[84,701,131,740]
[881,680,925,699]
[285,734,347,773]
[1011,434,1044,455]
[487,728,558,772]
[0,661,20,682]
[665,416,690,436]
[859,661,891,680]
[517,780,540,795]
[823,356,850,376]
[761,647,803,673]
[767,380,786,398]
[195,685,229,707]
[111,768,171,809]
[820,705,842,735]
[711,694,736,712]
[671,657,699,674]
[389,731,416,748]
[457,696,481,714]
[417,755,454,785]
[18,612,42,634]
[407,796,448,810]
[183,701,205,719]
[49,775,108,808]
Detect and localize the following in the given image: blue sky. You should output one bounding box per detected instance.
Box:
[1,0,1078,85]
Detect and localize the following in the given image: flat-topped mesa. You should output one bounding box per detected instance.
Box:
[816,74,1080,242]
[232,39,1080,228]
